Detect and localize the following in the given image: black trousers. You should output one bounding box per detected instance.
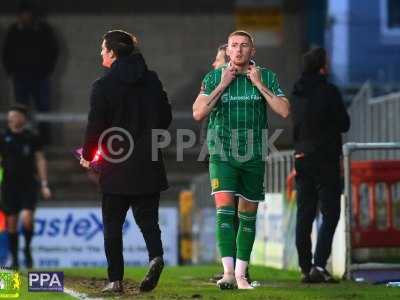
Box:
[295,156,341,273]
[102,192,163,281]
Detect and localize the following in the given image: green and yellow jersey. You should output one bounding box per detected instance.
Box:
[201,63,285,161]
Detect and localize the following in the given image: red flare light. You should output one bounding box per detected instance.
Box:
[93,150,101,162]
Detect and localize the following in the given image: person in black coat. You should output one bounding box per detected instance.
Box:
[290,47,350,283]
[2,2,59,145]
[80,30,172,293]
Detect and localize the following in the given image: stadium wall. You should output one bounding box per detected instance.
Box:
[0,11,304,146]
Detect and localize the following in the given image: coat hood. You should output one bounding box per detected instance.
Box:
[292,72,327,96]
[111,53,147,84]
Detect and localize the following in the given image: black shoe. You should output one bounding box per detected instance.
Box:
[300,272,311,283]
[139,256,164,292]
[101,281,123,293]
[24,248,33,269]
[209,272,224,283]
[10,261,19,271]
[309,267,339,283]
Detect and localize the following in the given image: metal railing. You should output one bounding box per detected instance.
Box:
[346,82,400,160]
[265,150,294,194]
[0,111,193,123]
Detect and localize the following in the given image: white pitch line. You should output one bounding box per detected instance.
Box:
[64,287,104,300]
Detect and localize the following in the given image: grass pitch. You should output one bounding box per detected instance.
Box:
[18,265,399,299]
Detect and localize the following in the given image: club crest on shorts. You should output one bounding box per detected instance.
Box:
[211,179,219,189]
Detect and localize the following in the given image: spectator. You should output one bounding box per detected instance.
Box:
[2,1,59,145]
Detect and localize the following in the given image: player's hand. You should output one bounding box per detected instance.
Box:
[220,66,236,88]
[247,65,262,87]
[41,186,52,200]
[80,157,90,169]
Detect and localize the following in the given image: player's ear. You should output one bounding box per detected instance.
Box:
[250,47,256,58]
[109,49,116,59]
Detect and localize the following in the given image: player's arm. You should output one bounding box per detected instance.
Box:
[193,66,236,121]
[247,65,290,118]
[35,151,52,199]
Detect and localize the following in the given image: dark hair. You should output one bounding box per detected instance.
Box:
[103,30,138,58]
[303,47,327,74]
[9,104,29,117]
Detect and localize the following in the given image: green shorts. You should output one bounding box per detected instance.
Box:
[209,158,265,202]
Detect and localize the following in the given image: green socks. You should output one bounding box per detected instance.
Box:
[216,207,257,261]
[216,206,235,258]
[236,211,257,261]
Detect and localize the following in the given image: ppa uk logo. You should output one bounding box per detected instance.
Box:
[28,272,64,292]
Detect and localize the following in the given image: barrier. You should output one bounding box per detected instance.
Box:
[351,160,400,249]
[285,155,400,278]
[0,210,8,266]
[179,191,193,264]
[343,142,400,280]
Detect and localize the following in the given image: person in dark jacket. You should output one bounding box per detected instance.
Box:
[290,47,350,283]
[80,30,172,294]
[2,2,59,145]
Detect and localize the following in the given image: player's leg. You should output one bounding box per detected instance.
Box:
[214,192,236,289]
[210,194,241,284]
[6,214,19,269]
[20,209,34,268]
[209,160,239,289]
[235,198,258,289]
[232,196,252,283]
[20,187,38,269]
[233,196,239,255]
[2,187,21,269]
[235,159,265,289]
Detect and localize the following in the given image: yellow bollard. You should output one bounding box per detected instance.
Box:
[179,190,193,264]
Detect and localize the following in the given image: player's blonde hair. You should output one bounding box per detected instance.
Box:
[228,30,255,46]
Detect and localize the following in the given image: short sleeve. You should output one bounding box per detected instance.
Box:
[270,73,285,97]
[200,70,217,96]
[32,133,43,153]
